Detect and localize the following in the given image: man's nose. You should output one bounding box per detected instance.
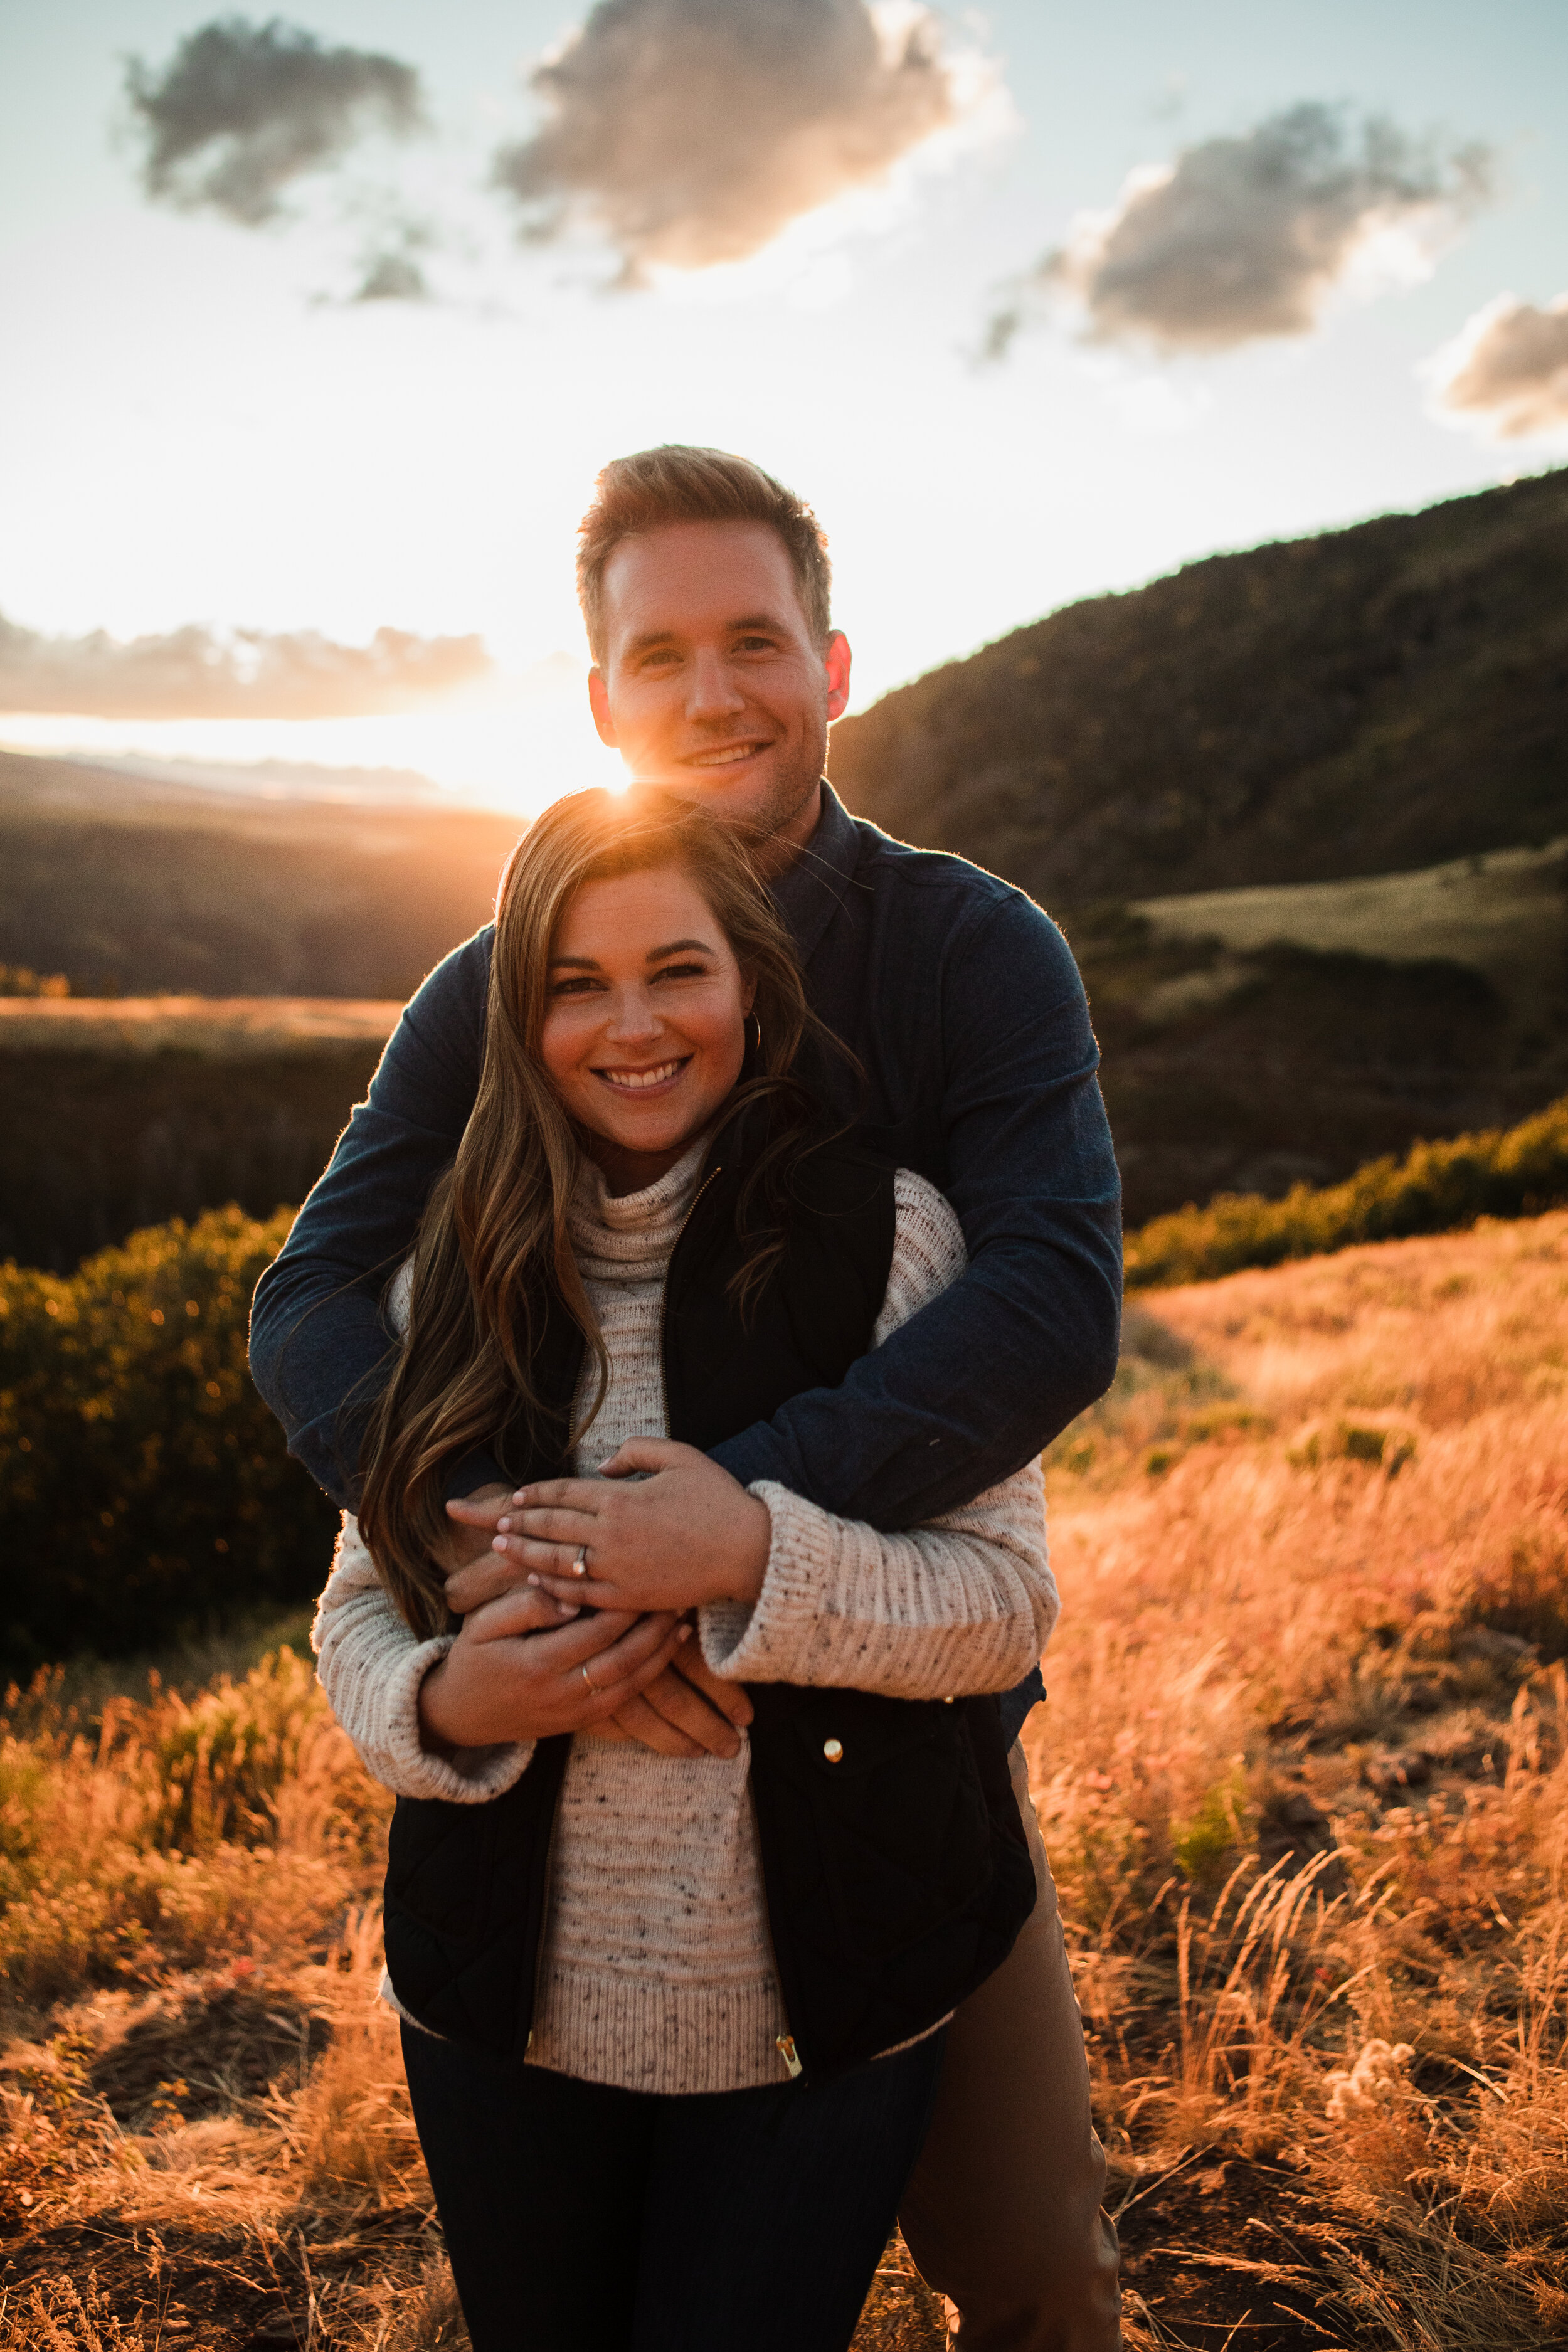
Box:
[685,648,746,721]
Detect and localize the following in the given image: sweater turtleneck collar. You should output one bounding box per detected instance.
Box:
[567,1132,712,1274]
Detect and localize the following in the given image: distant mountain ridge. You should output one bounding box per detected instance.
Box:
[0,749,519,997]
[827,470,1568,908]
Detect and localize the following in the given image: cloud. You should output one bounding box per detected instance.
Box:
[1428,294,1568,441]
[492,0,967,281]
[126,16,425,226]
[0,616,492,722]
[987,102,1491,359]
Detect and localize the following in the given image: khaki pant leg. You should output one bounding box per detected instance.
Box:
[897,1745,1122,2352]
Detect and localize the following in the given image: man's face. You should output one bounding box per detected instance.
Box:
[587,519,852,859]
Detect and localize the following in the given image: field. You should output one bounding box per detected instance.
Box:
[3,1210,1567,2346]
[1133,837,1568,995]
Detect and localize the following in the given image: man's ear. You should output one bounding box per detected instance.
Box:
[587,666,618,747]
[823,631,852,724]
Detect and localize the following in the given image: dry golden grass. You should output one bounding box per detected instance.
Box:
[1032,1208,1568,2344]
[3,1212,1568,2345]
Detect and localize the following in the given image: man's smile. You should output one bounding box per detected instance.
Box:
[684,740,771,768]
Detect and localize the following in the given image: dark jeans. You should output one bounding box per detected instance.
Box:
[401,2023,948,2352]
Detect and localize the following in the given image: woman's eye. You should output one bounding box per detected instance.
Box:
[549,976,598,997]
[655,962,706,982]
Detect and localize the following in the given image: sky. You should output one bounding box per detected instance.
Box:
[1,0,1565,815]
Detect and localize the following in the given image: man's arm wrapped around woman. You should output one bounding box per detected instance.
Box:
[702,1169,1057,1697]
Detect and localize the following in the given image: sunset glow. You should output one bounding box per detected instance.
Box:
[3,2,1564,808]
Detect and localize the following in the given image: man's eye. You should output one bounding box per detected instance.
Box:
[735,636,774,654]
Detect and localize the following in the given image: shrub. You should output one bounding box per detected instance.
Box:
[1125,1092,1568,1289]
[0,1207,336,1670]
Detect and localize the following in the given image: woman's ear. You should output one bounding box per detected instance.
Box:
[740,971,758,1016]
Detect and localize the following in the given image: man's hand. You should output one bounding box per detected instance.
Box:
[490,1438,772,1615]
[600,1641,753,1760]
[418,1583,692,1752]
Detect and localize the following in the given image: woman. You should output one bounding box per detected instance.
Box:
[313,786,1057,2352]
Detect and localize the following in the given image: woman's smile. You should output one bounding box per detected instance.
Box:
[595,1055,692,1093]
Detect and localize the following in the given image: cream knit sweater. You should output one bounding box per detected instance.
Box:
[313,1142,1056,2095]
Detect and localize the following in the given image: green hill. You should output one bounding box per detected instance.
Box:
[827,470,1568,907]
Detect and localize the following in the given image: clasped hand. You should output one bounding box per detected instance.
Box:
[418,1581,694,1753]
[430,1444,770,1763]
[453,1438,772,1618]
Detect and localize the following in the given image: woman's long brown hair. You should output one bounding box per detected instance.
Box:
[357,785,846,1638]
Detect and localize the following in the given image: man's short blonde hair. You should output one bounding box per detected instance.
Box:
[576,444,832,665]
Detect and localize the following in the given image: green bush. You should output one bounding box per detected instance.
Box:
[0,1207,336,1671]
[1125,1093,1568,1290]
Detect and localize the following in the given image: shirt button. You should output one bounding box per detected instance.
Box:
[822,1738,844,1764]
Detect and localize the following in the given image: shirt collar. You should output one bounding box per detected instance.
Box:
[770,781,862,967]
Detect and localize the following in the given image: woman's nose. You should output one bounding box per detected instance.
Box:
[605,987,659,1040]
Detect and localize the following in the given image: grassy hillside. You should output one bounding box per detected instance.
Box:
[1123,1092,1568,1286]
[0,751,519,997]
[0,1002,398,1269]
[1135,834,1568,987]
[1083,945,1567,1224]
[827,469,1568,907]
[3,1212,1567,2348]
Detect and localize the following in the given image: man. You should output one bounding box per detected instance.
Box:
[251,445,1123,2349]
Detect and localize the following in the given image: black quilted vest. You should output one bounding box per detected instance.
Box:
[382,1127,1037,2084]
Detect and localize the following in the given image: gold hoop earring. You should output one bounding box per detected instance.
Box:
[750,1012,763,1054]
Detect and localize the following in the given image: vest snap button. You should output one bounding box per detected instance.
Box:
[822,1737,844,1763]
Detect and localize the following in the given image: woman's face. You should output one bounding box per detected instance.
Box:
[539,862,755,1192]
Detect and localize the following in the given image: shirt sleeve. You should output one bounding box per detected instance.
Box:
[312,1512,534,1803]
[248,930,506,1509]
[698,1171,1057,1697]
[708,886,1121,1529]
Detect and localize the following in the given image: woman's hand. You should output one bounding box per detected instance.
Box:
[418,1578,692,1752]
[484,1438,772,1617]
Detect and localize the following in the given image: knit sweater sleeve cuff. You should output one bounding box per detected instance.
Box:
[368,1632,537,1804]
[314,1514,534,1804]
[699,1481,856,1685]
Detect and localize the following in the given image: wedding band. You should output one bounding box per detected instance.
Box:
[573,1544,589,1575]
[581,1663,596,1692]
